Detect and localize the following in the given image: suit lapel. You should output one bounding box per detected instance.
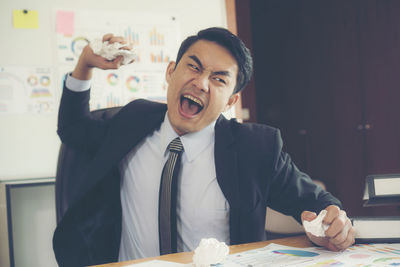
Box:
[214,115,240,244]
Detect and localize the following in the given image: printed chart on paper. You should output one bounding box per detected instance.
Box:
[223,243,400,267]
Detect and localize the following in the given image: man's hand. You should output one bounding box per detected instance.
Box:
[72,34,133,80]
[301,205,355,251]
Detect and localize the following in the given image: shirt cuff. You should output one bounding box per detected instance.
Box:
[65,73,91,92]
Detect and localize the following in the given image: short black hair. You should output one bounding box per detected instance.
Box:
[175,27,253,94]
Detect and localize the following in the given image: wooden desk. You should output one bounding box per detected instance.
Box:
[94,235,312,267]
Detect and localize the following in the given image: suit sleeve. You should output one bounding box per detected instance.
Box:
[266,129,342,223]
[57,81,110,153]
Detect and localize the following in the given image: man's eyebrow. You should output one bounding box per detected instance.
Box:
[189,55,203,69]
[213,70,231,77]
[188,55,231,77]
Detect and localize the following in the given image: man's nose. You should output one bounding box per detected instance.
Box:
[192,73,210,93]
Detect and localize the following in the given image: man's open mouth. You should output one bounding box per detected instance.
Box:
[180,94,204,117]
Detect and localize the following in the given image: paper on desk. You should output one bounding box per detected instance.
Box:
[126,260,192,267]
[223,243,400,267]
[124,243,400,267]
[224,243,338,267]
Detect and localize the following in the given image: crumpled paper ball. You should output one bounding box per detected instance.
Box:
[90,39,136,65]
[303,209,329,237]
[192,238,229,267]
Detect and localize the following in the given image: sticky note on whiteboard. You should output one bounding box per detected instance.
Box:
[13,10,39,29]
[56,10,74,35]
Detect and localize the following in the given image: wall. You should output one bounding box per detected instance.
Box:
[0,0,228,180]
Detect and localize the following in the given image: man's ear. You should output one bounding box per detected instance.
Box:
[165,61,176,84]
[223,93,240,112]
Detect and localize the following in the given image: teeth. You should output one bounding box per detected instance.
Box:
[183,95,203,107]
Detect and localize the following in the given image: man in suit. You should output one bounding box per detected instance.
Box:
[53,27,355,266]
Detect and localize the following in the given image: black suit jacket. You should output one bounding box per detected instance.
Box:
[53,86,341,266]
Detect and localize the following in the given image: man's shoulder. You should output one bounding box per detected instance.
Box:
[216,117,281,161]
[215,116,281,153]
[113,99,167,120]
[123,98,167,113]
[100,99,167,132]
[219,116,279,137]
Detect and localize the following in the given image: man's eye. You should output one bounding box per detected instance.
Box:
[214,77,226,84]
[188,64,200,71]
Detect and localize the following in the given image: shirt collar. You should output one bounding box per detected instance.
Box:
[160,112,216,162]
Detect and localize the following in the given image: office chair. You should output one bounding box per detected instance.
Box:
[55,107,122,223]
[265,207,304,239]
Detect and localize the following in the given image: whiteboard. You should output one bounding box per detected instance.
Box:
[0,0,228,180]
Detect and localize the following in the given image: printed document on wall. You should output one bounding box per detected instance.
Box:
[0,66,55,114]
[54,9,180,110]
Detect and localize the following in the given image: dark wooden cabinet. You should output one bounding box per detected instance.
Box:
[243,0,400,216]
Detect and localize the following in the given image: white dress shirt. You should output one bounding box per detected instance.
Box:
[65,74,230,261]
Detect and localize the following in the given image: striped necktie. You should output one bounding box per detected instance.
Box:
[158,137,184,255]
